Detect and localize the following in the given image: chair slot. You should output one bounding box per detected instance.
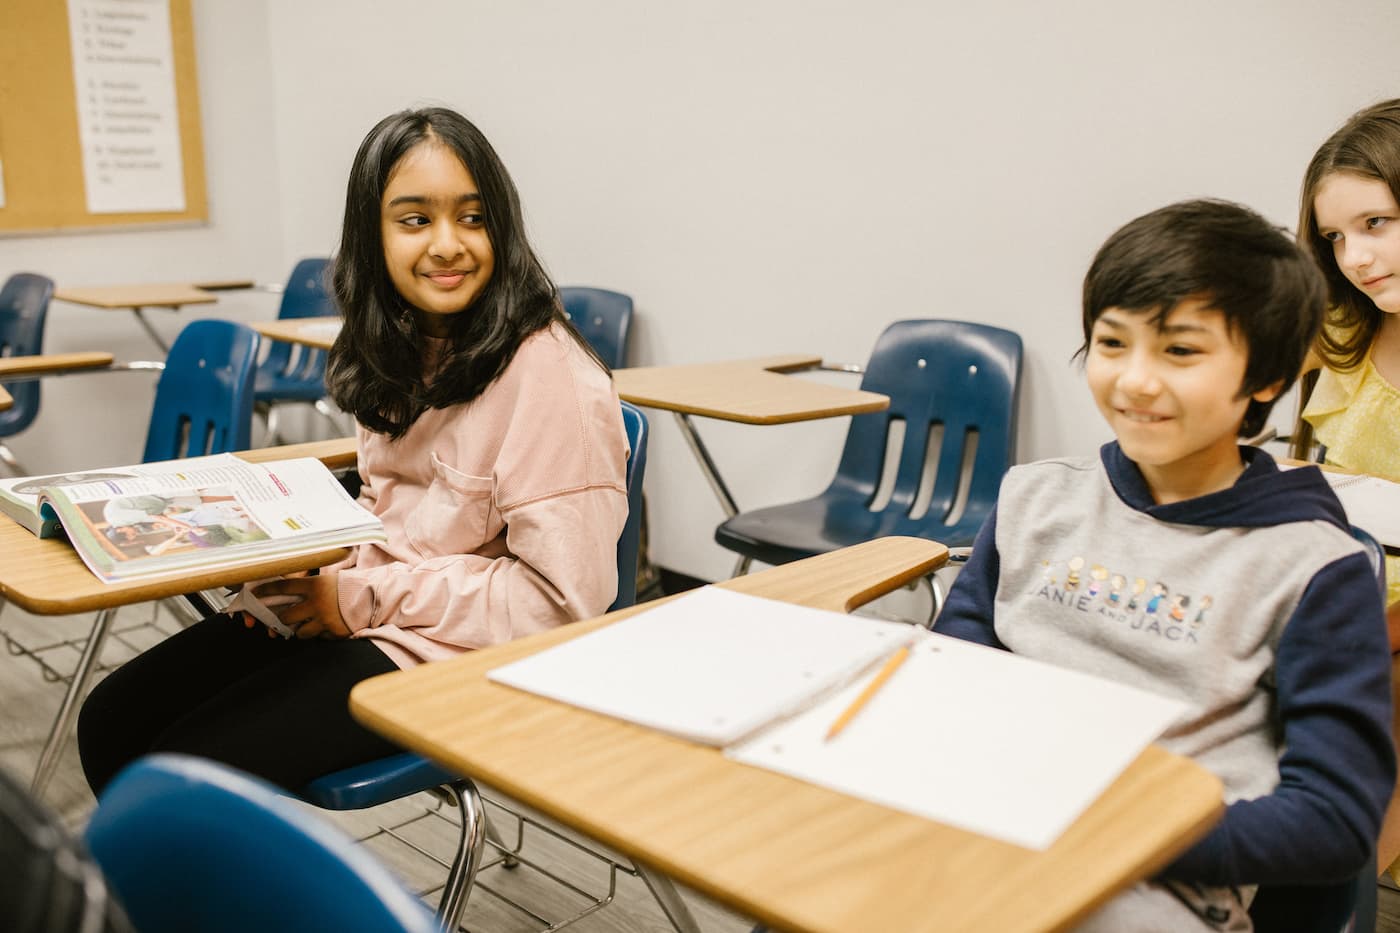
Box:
[944,427,979,526]
[173,417,192,458]
[867,416,905,512]
[199,420,218,456]
[907,422,946,520]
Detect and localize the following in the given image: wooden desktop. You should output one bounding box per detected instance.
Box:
[55,283,224,352]
[350,536,1224,933]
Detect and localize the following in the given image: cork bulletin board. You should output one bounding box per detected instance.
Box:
[0,0,206,234]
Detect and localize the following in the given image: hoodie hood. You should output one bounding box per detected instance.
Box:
[1100,442,1349,532]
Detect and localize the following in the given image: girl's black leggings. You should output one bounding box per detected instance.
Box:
[77,612,402,797]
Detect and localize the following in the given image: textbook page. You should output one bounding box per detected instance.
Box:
[36,456,384,583]
[725,634,1186,851]
[487,586,920,747]
[0,453,233,536]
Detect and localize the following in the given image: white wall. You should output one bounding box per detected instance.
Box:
[7,0,1400,582]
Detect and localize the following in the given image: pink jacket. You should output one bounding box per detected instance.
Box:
[333,324,629,668]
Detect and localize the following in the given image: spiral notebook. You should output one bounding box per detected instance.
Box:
[1320,470,1400,550]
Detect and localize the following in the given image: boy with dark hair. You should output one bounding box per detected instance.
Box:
[935,199,1394,931]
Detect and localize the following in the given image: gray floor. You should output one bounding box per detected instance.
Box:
[0,601,752,933]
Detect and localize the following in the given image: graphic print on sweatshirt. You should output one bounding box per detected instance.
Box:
[1033,555,1213,645]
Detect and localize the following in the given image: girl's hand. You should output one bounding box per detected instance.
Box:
[251,572,349,640]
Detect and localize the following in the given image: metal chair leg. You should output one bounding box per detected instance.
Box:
[313,398,346,434]
[925,548,974,628]
[0,440,28,476]
[31,607,117,798]
[635,861,703,933]
[923,574,943,628]
[732,554,753,577]
[263,403,285,447]
[436,778,488,932]
[483,811,518,868]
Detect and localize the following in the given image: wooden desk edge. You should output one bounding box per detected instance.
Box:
[0,352,116,377]
[237,437,357,471]
[192,279,256,291]
[0,540,352,616]
[54,284,220,308]
[249,318,341,351]
[0,438,359,615]
[616,392,888,425]
[613,354,889,425]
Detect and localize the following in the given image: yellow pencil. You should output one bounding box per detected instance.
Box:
[824,644,911,741]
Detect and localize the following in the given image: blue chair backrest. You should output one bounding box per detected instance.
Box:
[142,320,258,462]
[831,319,1022,545]
[262,258,335,388]
[85,754,438,933]
[615,400,648,611]
[561,287,633,370]
[0,273,56,438]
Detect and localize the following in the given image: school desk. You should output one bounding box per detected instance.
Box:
[250,316,341,348]
[1,436,358,798]
[349,536,1224,933]
[611,356,888,519]
[0,352,116,379]
[54,283,222,353]
[0,351,118,416]
[190,278,256,292]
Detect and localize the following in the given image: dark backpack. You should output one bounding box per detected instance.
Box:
[0,765,133,933]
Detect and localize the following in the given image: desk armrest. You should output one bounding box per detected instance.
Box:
[0,352,115,378]
[236,437,357,471]
[191,278,256,292]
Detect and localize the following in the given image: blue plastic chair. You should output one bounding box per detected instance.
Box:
[142,319,259,462]
[715,319,1022,574]
[85,754,438,933]
[255,258,339,443]
[560,287,633,369]
[1247,524,1386,933]
[299,400,655,931]
[0,273,56,474]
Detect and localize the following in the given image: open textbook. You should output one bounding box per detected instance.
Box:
[488,587,1187,850]
[0,453,385,584]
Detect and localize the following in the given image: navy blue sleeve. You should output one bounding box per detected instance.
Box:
[931,507,1006,649]
[1159,550,1396,885]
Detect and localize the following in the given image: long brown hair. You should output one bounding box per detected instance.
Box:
[1298,98,1400,372]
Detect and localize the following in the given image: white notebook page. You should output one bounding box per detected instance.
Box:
[487,586,918,746]
[725,634,1186,850]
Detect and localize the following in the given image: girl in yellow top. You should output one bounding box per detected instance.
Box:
[1298,98,1400,642]
[1298,96,1400,882]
